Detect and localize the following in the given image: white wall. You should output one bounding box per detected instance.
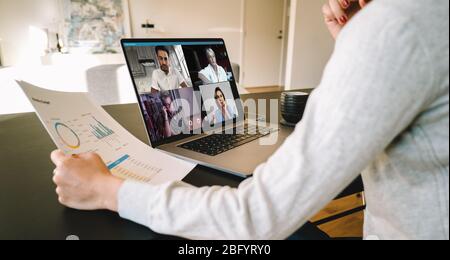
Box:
[0,0,243,66]
[0,0,60,66]
[285,0,335,90]
[242,0,285,88]
[128,0,243,65]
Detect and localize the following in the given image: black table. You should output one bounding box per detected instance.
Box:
[0,91,361,240]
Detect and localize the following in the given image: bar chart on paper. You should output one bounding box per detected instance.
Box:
[90,116,114,139]
[107,154,163,183]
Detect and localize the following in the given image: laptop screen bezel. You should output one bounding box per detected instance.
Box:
[121,38,245,148]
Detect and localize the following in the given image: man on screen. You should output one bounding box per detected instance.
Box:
[151,46,189,93]
[160,92,182,138]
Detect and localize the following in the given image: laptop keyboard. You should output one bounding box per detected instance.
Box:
[179,125,277,156]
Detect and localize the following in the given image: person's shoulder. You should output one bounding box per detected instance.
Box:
[339,0,445,61]
[152,69,162,76]
[337,1,426,55]
[174,69,185,81]
[333,1,444,103]
[342,0,437,39]
[341,2,405,36]
[200,66,212,76]
[206,64,214,71]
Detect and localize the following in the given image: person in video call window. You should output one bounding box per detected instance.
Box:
[199,48,229,85]
[160,92,179,138]
[151,46,189,93]
[210,87,237,125]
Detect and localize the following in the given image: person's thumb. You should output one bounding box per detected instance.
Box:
[51,150,69,166]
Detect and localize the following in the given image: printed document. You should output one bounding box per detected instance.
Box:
[18,81,196,184]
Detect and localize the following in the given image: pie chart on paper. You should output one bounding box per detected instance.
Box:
[54,122,81,149]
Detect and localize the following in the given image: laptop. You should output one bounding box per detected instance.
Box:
[121,38,291,177]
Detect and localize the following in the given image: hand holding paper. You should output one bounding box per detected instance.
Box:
[51,150,125,211]
[18,80,197,211]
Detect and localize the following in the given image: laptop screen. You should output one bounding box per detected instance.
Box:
[122,39,243,147]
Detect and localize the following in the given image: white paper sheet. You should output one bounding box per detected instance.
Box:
[18,81,196,185]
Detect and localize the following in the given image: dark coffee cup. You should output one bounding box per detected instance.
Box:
[280,92,309,126]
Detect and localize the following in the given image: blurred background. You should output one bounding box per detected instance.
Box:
[0,0,334,115]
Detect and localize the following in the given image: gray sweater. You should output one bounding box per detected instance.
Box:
[118,0,449,240]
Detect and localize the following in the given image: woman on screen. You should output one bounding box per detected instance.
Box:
[209,87,237,125]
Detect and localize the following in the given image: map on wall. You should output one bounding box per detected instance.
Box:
[62,0,130,54]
